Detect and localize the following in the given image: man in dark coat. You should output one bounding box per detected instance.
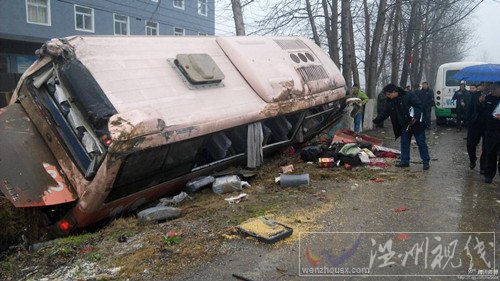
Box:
[415,82,435,129]
[482,82,500,184]
[466,84,487,171]
[452,83,469,131]
[373,84,431,170]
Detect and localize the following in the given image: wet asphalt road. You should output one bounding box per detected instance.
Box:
[172,125,499,281]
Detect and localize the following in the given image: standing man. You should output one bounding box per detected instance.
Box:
[482,82,500,184]
[373,84,431,170]
[351,84,369,133]
[466,84,487,172]
[452,83,469,131]
[416,82,435,129]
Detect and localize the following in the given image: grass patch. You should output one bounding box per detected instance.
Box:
[100,217,142,241]
[118,247,157,277]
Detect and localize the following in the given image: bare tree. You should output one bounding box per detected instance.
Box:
[390,0,402,85]
[365,0,387,98]
[341,0,353,87]
[305,0,321,46]
[322,0,340,65]
[229,0,256,36]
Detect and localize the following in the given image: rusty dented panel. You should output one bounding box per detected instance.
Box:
[0,104,77,207]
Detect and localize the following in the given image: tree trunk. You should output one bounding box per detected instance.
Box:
[329,0,340,66]
[399,1,419,88]
[322,0,340,65]
[231,0,246,36]
[341,0,353,88]
[366,0,387,99]
[390,0,402,85]
[363,0,371,88]
[348,6,360,86]
[306,0,321,46]
[410,3,422,86]
[377,6,395,81]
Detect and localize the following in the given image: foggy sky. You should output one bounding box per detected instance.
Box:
[466,0,500,63]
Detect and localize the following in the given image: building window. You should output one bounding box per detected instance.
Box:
[174,27,185,36]
[114,14,129,35]
[26,0,51,26]
[173,0,184,9]
[145,21,159,36]
[198,0,207,16]
[74,5,94,32]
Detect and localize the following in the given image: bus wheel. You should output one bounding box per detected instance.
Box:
[436,117,446,126]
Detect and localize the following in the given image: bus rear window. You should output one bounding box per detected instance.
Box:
[445,70,460,86]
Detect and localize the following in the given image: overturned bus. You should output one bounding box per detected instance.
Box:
[0,36,346,236]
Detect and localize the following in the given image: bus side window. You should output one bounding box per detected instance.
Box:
[106,137,205,202]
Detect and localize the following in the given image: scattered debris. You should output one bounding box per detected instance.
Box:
[281,146,295,157]
[280,164,295,174]
[212,175,250,194]
[232,273,256,281]
[300,146,323,162]
[358,151,370,163]
[331,128,383,146]
[185,176,215,193]
[368,160,391,168]
[396,233,411,241]
[370,178,386,183]
[224,193,248,204]
[30,240,55,251]
[137,206,181,224]
[362,148,376,158]
[158,192,191,206]
[318,157,335,168]
[279,174,310,187]
[373,145,401,155]
[238,216,293,243]
[338,143,361,157]
[374,151,399,158]
[392,206,409,213]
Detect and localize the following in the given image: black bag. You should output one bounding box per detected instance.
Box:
[300,146,323,162]
[339,155,363,166]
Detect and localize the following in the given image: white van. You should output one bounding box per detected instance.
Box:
[434,61,484,124]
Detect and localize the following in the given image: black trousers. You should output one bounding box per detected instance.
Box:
[483,134,500,179]
[456,107,466,128]
[466,123,486,169]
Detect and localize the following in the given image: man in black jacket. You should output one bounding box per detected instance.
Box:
[415,82,434,129]
[452,83,469,131]
[373,84,431,170]
[482,82,500,184]
[466,84,487,171]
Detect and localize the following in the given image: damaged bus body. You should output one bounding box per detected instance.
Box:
[0,36,346,236]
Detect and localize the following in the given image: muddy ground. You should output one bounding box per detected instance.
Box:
[0,124,498,281]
